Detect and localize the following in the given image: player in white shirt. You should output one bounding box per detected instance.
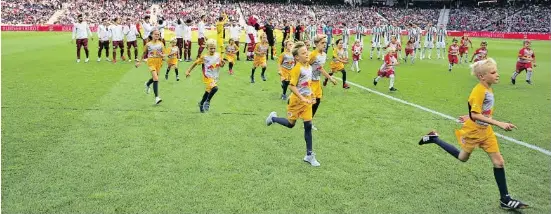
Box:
[196,15,207,59]
[156,18,166,46]
[383,23,393,47]
[229,21,242,60]
[109,17,125,63]
[97,18,111,62]
[307,20,317,48]
[414,24,422,58]
[392,22,403,59]
[173,18,185,62]
[123,18,140,62]
[421,22,437,60]
[435,24,448,59]
[141,15,154,61]
[341,23,350,56]
[371,22,384,60]
[72,14,92,63]
[183,19,193,62]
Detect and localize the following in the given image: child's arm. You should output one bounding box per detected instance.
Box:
[289,85,311,104]
[319,67,337,85]
[470,113,516,131]
[185,61,199,77]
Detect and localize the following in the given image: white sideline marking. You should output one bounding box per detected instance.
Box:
[335,77,551,156]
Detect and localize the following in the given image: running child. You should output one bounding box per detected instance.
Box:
[373,46,399,91]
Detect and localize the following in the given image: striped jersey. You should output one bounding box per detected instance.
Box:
[425,26,437,42]
[355,25,365,40]
[392,26,401,39]
[436,28,447,42]
[384,25,393,40]
[372,26,383,42]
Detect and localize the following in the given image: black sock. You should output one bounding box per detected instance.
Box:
[200,91,209,105]
[229,62,233,70]
[165,68,170,75]
[84,48,89,58]
[494,167,510,200]
[153,81,159,97]
[282,80,289,95]
[207,86,218,102]
[273,117,295,128]
[433,137,460,159]
[175,68,179,76]
[251,68,256,77]
[261,67,266,76]
[146,78,154,86]
[342,70,347,86]
[304,121,313,155]
[312,98,321,117]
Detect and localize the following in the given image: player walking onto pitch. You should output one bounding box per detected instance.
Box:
[373,46,399,91]
[216,13,228,55]
[164,39,180,81]
[324,39,350,89]
[136,30,164,105]
[97,18,111,62]
[418,58,528,210]
[265,41,321,167]
[225,38,239,75]
[459,34,473,64]
[471,41,488,63]
[109,17,125,63]
[370,22,383,60]
[404,37,415,64]
[448,38,460,72]
[310,35,337,131]
[250,33,270,83]
[123,18,140,62]
[278,40,295,100]
[435,24,447,59]
[511,40,536,85]
[421,22,436,60]
[72,14,92,63]
[351,40,363,72]
[185,39,225,113]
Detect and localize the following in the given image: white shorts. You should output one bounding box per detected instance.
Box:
[372,40,381,48]
[414,41,421,49]
[424,41,434,48]
[436,41,446,48]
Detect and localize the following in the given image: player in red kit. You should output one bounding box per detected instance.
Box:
[511,40,537,85]
[448,38,460,72]
[351,40,363,72]
[385,36,401,59]
[471,41,488,63]
[404,37,415,64]
[459,34,472,64]
[373,46,399,91]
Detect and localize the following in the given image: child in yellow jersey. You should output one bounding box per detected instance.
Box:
[419,58,528,210]
[216,13,228,54]
[266,41,320,167]
[278,40,295,100]
[135,29,164,105]
[250,33,269,83]
[224,38,238,75]
[164,39,180,81]
[309,34,337,131]
[324,39,350,89]
[185,39,226,113]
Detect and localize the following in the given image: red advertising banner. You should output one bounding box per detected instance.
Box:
[2,25,550,40]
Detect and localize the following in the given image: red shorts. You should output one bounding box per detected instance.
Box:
[184,40,191,49]
[405,49,413,55]
[76,38,88,48]
[112,41,124,49]
[126,40,137,48]
[516,62,532,72]
[377,69,395,78]
[448,55,458,64]
[198,37,205,47]
[176,38,184,49]
[459,47,468,54]
[352,54,360,61]
[247,42,256,52]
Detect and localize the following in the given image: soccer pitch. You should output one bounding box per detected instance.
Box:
[1,32,550,213]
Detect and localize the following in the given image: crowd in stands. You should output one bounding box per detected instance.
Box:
[1,0,63,25]
[1,0,549,33]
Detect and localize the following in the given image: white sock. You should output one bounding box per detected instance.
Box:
[436,48,440,58]
[389,74,395,88]
[449,63,452,70]
[428,48,432,58]
[375,76,381,82]
[354,61,359,71]
[527,71,533,81]
[370,48,374,57]
[377,48,381,58]
[512,71,519,79]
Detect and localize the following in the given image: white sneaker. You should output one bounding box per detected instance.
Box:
[76,59,80,63]
[106,58,111,62]
[312,124,318,131]
[97,58,101,62]
[85,58,89,63]
[178,59,182,62]
[266,111,277,126]
[128,59,132,62]
[155,97,162,105]
[303,153,320,167]
[144,82,151,94]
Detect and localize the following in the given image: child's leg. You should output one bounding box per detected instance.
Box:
[206,86,218,102]
[370,47,374,58]
[281,80,289,96]
[389,74,395,89]
[261,65,267,80]
[273,116,296,128]
[526,68,533,82]
[304,120,313,155]
[377,47,381,58]
[312,98,321,117]
[419,132,469,161]
[342,70,348,87]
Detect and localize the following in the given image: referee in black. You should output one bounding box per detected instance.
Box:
[264,18,276,60]
[281,20,290,53]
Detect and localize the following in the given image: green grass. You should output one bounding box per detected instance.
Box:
[2,32,550,213]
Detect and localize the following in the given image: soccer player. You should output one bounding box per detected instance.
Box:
[370,22,383,60]
[341,23,350,56]
[471,41,488,63]
[197,15,207,59]
[373,46,399,91]
[435,24,447,59]
[511,40,537,85]
[307,20,317,48]
[229,21,242,60]
[164,39,180,81]
[97,18,111,62]
[385,36,401,59]
[459,34,473,64]
[135,30,164,105]
[157,18,166,46]
[421,22,436,60]
[418,58,528,210]
[310,35,338,131]
[324,39,350,89]
[225,38,239,75]
[383,22,393,47]
[185,39,225,113]
[173,19,184,62]
[250,33,269,83]
[278,40,295,100]
[216,13,228,55]
[183,19,193,62]
[323,22,333,53]
[141,15,154,61]
[404,37,415,64]
[72,14,92,63]
[355,21,365,47]
[448,38,460,72]
[392,22,403,60]
[123,18,140,62]
[265,41,320,167]
[351,40,363,72]
[109,17,125,63]
[413,24,422,58]
[263,18,276,60]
